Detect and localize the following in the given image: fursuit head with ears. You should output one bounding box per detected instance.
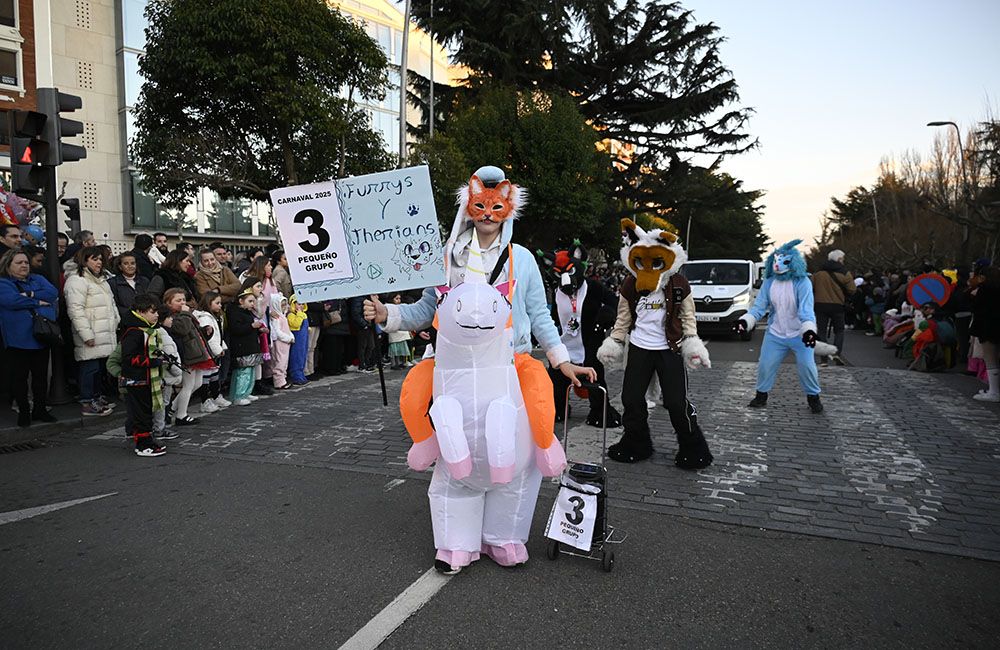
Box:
[620,218,688,296]
[536,239,589,295]
[764,239,808,281]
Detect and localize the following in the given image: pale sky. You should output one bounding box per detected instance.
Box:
[685,0,1000,255]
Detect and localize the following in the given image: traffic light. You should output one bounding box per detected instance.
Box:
[37,87,87,166]
[61,197,81,235]
[7,109,50,200]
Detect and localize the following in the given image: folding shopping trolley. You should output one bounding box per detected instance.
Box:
[544,382,626,572]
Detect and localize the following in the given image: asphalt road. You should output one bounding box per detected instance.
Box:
[3,440,999,648]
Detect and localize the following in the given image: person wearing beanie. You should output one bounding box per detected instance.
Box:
[812,248,855,366]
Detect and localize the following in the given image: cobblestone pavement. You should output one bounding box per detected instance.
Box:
[76,361,1000,561]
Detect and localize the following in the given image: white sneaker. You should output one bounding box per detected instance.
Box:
[972,391,1000,403]
[214,396,232,408]
[246,394,260,402]
[201,398,220,414]
[234,399,252,406]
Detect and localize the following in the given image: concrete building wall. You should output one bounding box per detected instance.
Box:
[50,0,124,250]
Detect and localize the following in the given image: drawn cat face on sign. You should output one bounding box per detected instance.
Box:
[392,237,438,277]
[465,175,516,224]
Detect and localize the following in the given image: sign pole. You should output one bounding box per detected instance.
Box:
[43,166,72,405]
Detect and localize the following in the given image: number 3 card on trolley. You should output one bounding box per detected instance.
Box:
[269,165,445,301]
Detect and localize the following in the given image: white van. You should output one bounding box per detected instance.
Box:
[679,259,762,340]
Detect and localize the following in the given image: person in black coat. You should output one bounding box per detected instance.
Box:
[225,289,264,404]
[109,252,151,323]
[147,249,197,306]
[318,299,351,375]
[538,242,622,427]
[350,295,376,371]
[970,264,1000,401]
[130,234,158,280]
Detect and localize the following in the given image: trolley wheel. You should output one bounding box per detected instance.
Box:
[546,539,560,561]
[601,549,615,572]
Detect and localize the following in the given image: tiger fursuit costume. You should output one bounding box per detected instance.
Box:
[597,219,714,468]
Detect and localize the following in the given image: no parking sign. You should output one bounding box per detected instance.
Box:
[906,273,953,307]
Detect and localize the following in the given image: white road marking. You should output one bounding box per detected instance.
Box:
[338,568,451,650]
[0,493,118,526]
[383,479,406,492]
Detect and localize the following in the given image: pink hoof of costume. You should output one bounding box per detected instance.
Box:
[406,438,440,471]
[445,455,473,480]
[482,542,529,566]
[489,464,515,484]
[435,548,480,568]
[535,442,567,477]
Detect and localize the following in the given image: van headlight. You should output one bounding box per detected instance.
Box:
[732,291,750,306]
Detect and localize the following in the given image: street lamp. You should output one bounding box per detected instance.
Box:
[927,120,970,262]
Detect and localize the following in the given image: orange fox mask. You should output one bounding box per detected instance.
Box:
[465,175,516,223]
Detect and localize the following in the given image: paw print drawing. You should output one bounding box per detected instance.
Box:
[388,277,397,285]
[407,204,419,217]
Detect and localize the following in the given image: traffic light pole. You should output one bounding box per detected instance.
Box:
[43,165,72,405]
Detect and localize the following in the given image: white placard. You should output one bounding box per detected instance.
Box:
[545,486,597,551]
[269,165,445,301]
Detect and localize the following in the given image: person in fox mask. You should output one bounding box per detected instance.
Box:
[537,241,621,427]
[365,166,595,575]
[597,219,713,468]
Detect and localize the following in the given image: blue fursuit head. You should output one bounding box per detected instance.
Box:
[764,239,807,281]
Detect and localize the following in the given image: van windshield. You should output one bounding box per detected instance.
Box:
[680,262,749,285]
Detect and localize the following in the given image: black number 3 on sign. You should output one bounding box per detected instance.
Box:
[565,496,585,525]
[294,208,330,253]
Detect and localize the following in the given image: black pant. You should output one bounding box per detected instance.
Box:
[815,303,846,357]
[356,328,376,368]
[549,353,613,418]
[319,333,347,375]
[8,347,50,414]
[125,384,153,437]
[620,344,704,453]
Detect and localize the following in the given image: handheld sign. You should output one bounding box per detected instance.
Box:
[270,165,445,302]
[906,273,953,308]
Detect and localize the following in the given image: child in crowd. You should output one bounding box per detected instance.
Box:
[193,290,230,411]
[241,278,273,396]
[866,286,886,336]
[227,287,264,405]
[269,293,295,389]
[162,288,216,425]
[386,294,413,369]
[286,295,310,386]
[119,295,166,457]
[153,305,183,440]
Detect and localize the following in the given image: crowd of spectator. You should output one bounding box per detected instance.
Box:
[813,249,1000,400]
[0,227,432,457]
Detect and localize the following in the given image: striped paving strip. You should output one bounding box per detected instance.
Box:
[823,369,941,534]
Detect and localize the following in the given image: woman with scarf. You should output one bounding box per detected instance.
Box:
[194,248,241,303]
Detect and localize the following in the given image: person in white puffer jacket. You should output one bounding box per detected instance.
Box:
[193,290,231,413]
[64,246,120,417]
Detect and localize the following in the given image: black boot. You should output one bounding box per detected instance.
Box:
[32,408,57,423]
[748,391,768,408]
[17,409,30,428]
[252,380,274,396]
[586,404,622,428]
[554,405,571,424]
[807,394,824,414]
[675,438,713,470]
[608,430,653,464]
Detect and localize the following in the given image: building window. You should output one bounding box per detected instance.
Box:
[0,48,17,87]
[0,0,15,29]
